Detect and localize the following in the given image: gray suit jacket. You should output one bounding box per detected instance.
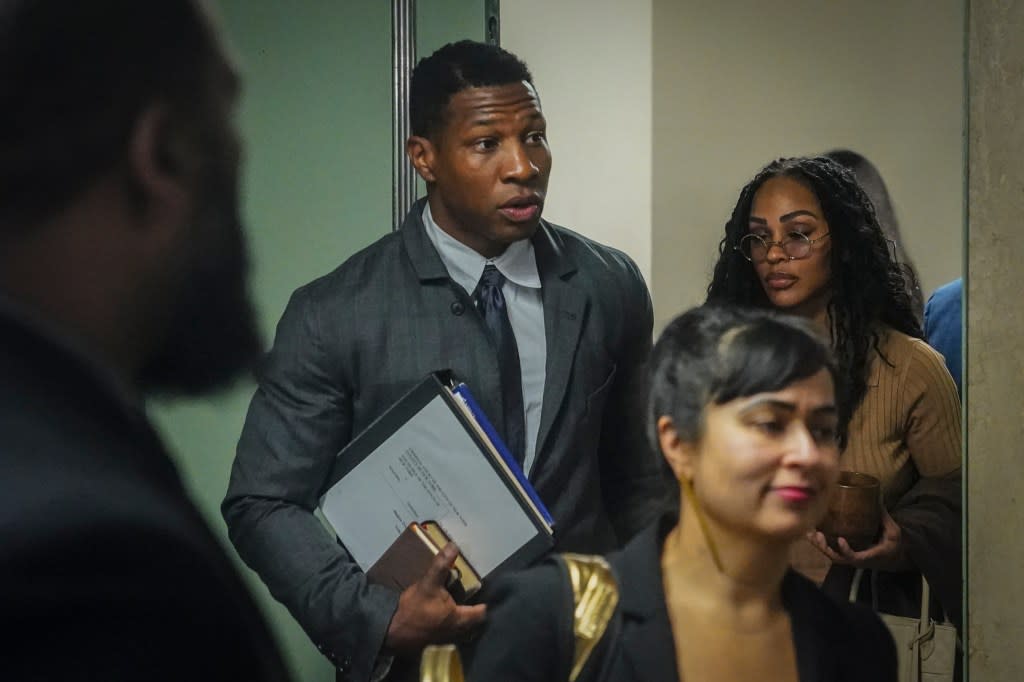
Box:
[223,200,663,681]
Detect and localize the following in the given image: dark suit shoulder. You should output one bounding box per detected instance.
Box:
[465,559,575,682]
[543,221,647,287]
[488,555,569,605]
[540,222,653,355]
[291,229,405,304]
[1,442,290,681]
[270,229,410,378]
[784,571,898,681]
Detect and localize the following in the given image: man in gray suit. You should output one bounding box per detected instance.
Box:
[224,41,662,682]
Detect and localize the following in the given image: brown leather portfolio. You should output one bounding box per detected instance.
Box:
[365,522,482,602]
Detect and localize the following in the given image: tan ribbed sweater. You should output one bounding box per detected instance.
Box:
[844,327,962,507]
[792,326,961,581]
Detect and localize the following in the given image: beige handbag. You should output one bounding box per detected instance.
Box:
[849,569,958,682]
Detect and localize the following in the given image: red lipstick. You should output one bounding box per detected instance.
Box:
[774,486,815,503]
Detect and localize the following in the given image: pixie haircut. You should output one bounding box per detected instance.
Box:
[410,40,534,139]
[0,0,216,227]
[647,305,841,452]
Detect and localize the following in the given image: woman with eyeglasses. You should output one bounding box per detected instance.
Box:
[705,156,962,637]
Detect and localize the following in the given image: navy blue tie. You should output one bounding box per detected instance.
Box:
[474,264,526,466]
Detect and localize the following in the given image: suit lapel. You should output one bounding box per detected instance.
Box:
[532,223,586,463]
[783,572,832,682]
[612,522,679,682]
[400,198,452,282]
[399,198,502,412]
[617,611,678,682]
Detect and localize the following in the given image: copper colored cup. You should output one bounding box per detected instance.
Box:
[818,471,882,552]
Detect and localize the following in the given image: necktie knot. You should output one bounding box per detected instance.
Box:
[478,263,505,290]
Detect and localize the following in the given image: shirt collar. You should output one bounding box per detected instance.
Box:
[422,202,542,295]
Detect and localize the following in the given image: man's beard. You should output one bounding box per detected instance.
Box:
[137,182,263,397]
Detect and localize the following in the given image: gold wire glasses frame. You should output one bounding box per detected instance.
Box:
[735,232,832,262]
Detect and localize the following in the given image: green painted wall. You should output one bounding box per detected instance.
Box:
[415,0,490,197]
[150,2,485,680]
[418,0,487,58]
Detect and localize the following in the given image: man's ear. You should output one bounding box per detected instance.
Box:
[406,135,437,184]
[657,416,696,482]
[127,103,195,219]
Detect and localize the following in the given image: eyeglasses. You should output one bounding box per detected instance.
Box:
[735,232,831,262]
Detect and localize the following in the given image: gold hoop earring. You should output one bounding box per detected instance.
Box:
[681,476,723,572]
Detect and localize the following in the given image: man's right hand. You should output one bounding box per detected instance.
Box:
[384,542,487,654]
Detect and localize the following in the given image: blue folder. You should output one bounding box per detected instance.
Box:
[451,382,555,527]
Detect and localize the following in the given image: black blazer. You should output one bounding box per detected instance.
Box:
[464,516,898,682]
[223,199,664,681]
[0,312,289,681]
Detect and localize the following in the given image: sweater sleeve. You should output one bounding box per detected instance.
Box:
[900,338,962,477]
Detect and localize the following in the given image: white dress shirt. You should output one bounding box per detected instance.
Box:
[422,202,547,476]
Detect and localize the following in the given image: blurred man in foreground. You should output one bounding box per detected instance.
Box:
[0,1,288,679]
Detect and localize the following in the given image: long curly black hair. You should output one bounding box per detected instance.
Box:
[705,156,922,447]
[824,149,925,322]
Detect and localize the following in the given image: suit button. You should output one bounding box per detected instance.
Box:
[339,657,352,673]
[451,301,465,316]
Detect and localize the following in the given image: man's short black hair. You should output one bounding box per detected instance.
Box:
[0,0,218,227]
[410,40,534,139]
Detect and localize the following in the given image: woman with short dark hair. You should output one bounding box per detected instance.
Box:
[432,305,896,682]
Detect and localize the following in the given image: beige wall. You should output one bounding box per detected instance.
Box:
[502,0,653,283]
[652,0,965,330]
[505,1,963,328]
[966,0,1024,677]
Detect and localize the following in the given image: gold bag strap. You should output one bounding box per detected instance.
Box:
[561,553,620,682]
[419,554,620,682]
[420,644,464,682]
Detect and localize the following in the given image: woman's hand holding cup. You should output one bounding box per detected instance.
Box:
[807,506,910,572]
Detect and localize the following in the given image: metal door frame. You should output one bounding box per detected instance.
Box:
[392,0,501,229]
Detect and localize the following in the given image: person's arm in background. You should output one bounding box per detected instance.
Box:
[923,278,963,396]
[598,254,667,544]
[890,339,963,630]
[902,339,962,481]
